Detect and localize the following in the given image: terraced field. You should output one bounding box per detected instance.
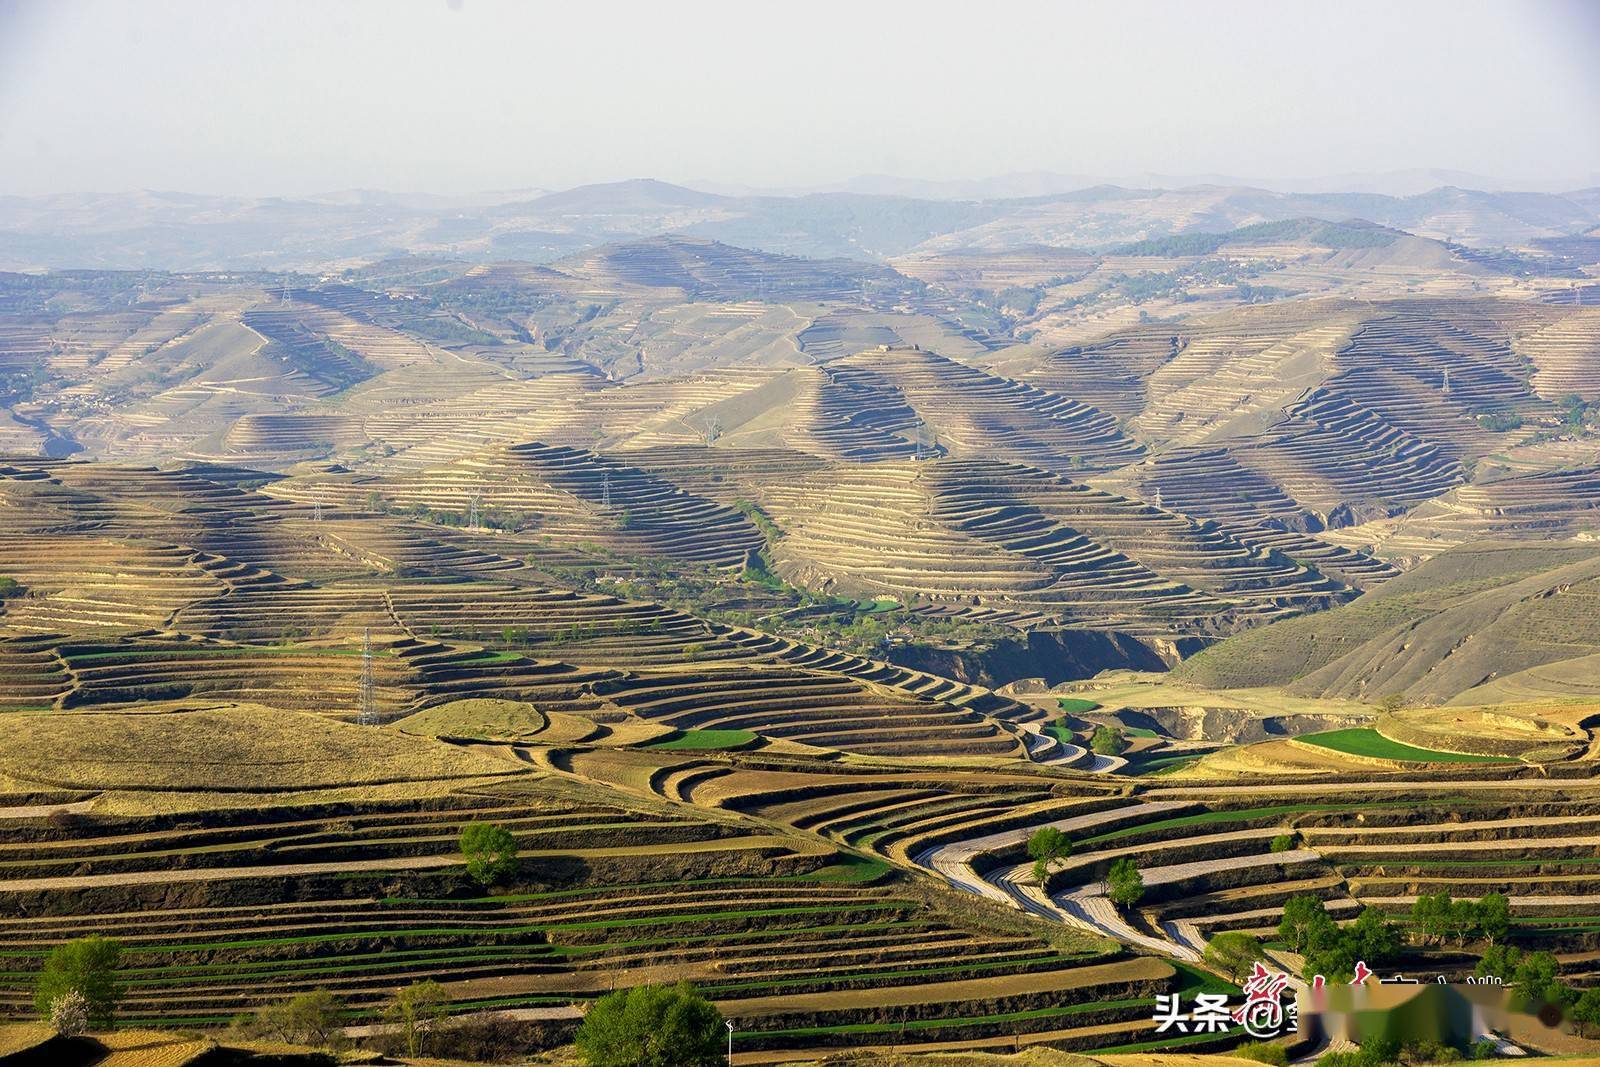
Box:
[4,229,1600,1061]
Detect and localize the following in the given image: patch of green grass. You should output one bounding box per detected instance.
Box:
[1297,727,1511,764]
[803,854,891,883]
[1080,802,1376,845]
[1057,697,1102,714]
[1044,717,1077,744]
[641,728,756,751]
[1123,725,1160,738]
[1127,754,1203,776]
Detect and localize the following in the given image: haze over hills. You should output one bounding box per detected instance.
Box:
[5,177,1600,271]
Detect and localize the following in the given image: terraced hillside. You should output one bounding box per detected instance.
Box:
[751,457,1352,637]
[2,461,1599,1059]
[0,457,1038,758]
[0,701,1210,1060]
[1173,541,1600,705]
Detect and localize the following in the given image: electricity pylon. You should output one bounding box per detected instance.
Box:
[357,628,378,725]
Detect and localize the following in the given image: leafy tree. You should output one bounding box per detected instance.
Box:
[1411,892,1449,946]
[1301,908,1399,984]
[1510,950,1560,1005]
[1279,895,1330,953]
[255,989,345,1049]
[388,979,451,1057]
[34,936,122,1028]
[1476,943,1522,983]
[1573,987,1600,1038]
[575,981,724,1067]
[1106,857,1144,906]
[1027,826,1071,884]
[1476,892,1511,945]
[1204,931,1265,982]
[459,822,519,887]
[1349,907,1401,963]
[1089,725,1128,756]
[1269,832,1296,853]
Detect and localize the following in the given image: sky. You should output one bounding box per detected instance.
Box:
[1,0,1598,198]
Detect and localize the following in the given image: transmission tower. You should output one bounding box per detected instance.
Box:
[313,500,323,523]
[467,491,482,531]
[1442,367,1451,395]
[1153,485,1163,510]
[913,423,924,460]
[356,628,378,725]
[704,416,721,445]
[280,280,291,304]
[602,472,611,507]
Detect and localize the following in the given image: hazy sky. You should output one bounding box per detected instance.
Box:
[2,0,1598,197]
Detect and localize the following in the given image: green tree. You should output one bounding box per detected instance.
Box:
[1444,897,1480,946]
[1269,832,1296,853]
[1348,907,1400,964]
[1106,857,1144,906]
[1278,895,1328,953]
[1204,931,1265,982]
[1089,725,1128,756]
[1476,892,1511,945]
[459,822,519,887]
[255,990,345,1048]
[34,936,122,1028]
[1027,826,1071,884]
[1476,943,1522,983]
[387,979,450,1057]
[1511,950,1560,1005]
[1411,892,1449,946]
[575,981,724,1067]
[1573,987,1600,1038]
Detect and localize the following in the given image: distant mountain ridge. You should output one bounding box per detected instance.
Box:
[3,177,1598,271]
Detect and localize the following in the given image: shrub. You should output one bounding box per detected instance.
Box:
[1270,832,1296,852]
[34,936,121,1028]
[1477,412,1523,432]
[1106,856,1144,906]
[1090,725,1127,755]
[459,822,519,887]
[1232,1042,1290,1065]
[575,981,723,1067]
[47,990,89,1036]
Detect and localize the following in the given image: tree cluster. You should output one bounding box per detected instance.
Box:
[1277,896,1399,981]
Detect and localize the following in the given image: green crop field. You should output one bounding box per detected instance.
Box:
[1296,727,1512,763]
[641,728,758,750]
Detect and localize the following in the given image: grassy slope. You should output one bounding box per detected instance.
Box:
[1171,542,1600,702]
